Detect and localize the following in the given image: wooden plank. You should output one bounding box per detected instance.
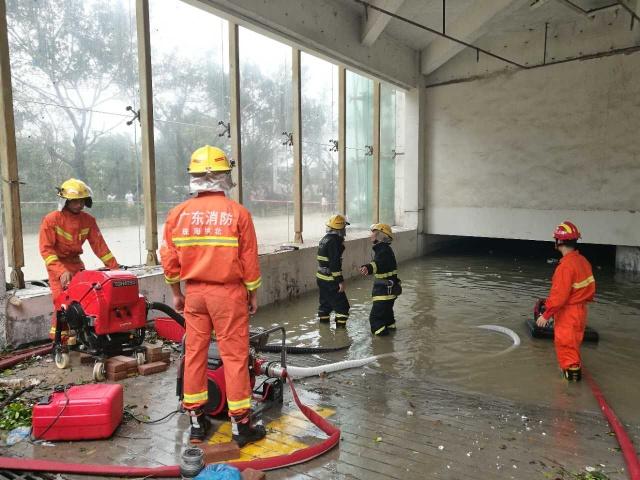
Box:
[292,49,303,243]
[135,0,158,265]
[0,0,24,287]
[337,66,346,215]
[229,22,243,204]
[372,80,381,224]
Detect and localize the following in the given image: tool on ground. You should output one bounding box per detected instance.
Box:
[51,269,184,381]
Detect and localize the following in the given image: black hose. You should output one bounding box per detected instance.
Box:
[258,343,351,354]
[147,302,185,328]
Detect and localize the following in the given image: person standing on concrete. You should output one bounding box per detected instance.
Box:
[39,178,119,341]
[536,221,595,381]
[160,145,266,446]
[360,224,401,336]
[316,214,350,327]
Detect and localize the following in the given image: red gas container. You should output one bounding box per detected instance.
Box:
[32,384,123,441]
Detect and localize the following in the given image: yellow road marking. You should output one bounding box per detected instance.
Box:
[208,405,335,461]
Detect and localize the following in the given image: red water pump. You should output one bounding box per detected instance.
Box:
[52,270,170,381]
[176,327,286,417]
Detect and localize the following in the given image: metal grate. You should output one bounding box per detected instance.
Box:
[0,471,56,480]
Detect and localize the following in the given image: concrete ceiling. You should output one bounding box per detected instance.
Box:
[338,0,640,75]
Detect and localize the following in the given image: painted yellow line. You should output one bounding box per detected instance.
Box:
[208,405,335,461]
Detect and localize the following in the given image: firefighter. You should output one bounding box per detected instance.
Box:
[160,145,266,446]
[536,221,595,381]
[39,178,119,341]
[360,224,400,336]
[316,214,350,326]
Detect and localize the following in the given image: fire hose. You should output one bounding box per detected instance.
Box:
[0,368,345,476]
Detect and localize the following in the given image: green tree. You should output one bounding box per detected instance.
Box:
[7,0,137,182]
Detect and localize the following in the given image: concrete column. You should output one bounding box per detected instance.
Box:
[616,246,640,272]
[136,0,159,266]
[292,48,303,243]
[0,0,24,288]
[229,22,243,204]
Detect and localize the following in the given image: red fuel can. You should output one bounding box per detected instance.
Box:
[32,384,123,441]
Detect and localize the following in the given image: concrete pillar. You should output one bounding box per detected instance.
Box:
[616,246,640,272]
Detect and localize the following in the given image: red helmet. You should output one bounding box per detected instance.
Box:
[553,221,581,241]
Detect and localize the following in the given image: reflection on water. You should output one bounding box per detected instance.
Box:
[251,243,640,424]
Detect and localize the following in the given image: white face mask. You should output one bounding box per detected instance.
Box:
[189,172,235,197]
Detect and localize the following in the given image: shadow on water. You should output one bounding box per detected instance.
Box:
[250,237,640,424]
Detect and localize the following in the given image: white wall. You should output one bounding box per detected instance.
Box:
[424,51,640,246]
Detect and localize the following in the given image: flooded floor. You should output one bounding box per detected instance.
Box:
[2,240,639,479]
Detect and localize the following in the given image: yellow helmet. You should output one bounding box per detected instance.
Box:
[326,214,350,230]
[57,178,92,207]
[188,145,232,173]
[370,223,393,239]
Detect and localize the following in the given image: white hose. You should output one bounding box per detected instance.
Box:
[476,324,521,354]
[285,353,392,379]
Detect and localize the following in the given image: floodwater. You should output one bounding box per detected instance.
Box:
[251,240,640,425]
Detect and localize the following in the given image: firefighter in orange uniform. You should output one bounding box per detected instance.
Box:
[536,221,595,381]
[39,179,119,341]
[160,145,266,446]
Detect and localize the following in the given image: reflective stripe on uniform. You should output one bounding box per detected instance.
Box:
[388,323,396,329]
[164,274,181,284]
[316,272,334,281]
[374,326,387,335]
[100,252,114,263]
[371,262,377,274]
[372,294,396,301]
[49,327,69,336]
[244,277,262,291]
[44,254,59,266]
[317,255,329,261]
[55,226,73,241]
[331,271,342,277]
[183,391,208,403]
[572,275,595,289]
[227,397,251,411]
[335,313,349,318]
[173,236,239,248]
[375,270,397,279]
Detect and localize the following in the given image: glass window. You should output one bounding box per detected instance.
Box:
[301,53,338,243]
[345,71,373,233]
[380,84,396,226]
[239,28,292,252]
[149,0,229,231]
[6,0,142,282]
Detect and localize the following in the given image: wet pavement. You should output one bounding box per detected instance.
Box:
[2,241,639,479]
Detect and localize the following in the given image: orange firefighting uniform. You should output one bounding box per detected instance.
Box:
[39,209,118,339]
[541,250,595,370]
[160,191,261,417]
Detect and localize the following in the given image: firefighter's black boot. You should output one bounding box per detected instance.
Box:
[231,412,266,447]
[563,364,582,382]
[188,409,211,444]
[318,314,330,324]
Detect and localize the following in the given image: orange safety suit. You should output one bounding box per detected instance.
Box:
[160,191,261,417]
[39,210,118,339]
[542,250,595,369]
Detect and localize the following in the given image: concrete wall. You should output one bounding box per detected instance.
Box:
[1,229,426,348]
[424,51,640,246]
